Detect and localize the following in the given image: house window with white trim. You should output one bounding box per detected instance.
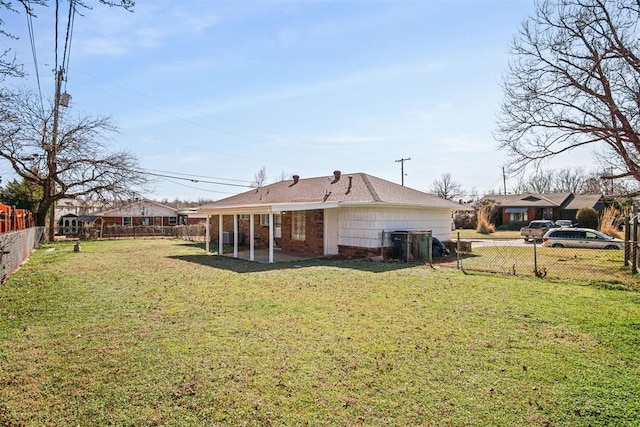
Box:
[123,217,132,226]
[169,216,178,225]
[508,212,528,222]
[260,214,270,226]
[292,211,305,241]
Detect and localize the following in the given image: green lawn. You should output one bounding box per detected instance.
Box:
[1,239,639,426]
[458,245,631,283]
[452,229,522,240]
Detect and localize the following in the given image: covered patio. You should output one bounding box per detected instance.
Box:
[220,248,315,263]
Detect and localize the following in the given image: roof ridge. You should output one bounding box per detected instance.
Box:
[361,173,382,202]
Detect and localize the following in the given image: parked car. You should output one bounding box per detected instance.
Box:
[542,227,624,249]
[520,220,556,242]
[554,219,575,228]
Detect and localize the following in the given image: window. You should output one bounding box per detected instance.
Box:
[260,214,270,226]
[169,216,178,225]
[508,211,528,222]
[505,207,528,223]
[239,214,250,220]
[292,211,306,241]
[123,217,132,226]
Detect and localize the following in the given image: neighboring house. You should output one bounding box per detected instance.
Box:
[197,170,461,263]
[56,198,110,236]
[97,199,185,227]
[480,193,605,227]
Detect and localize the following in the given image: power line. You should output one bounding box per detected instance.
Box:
[140,170,253,188]
[142,168,252,184]
[62,0,76,92]
[157,177,240,196]
[24,0,44,112]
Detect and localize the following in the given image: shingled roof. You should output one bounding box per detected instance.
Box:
[198,171,460,213]
[481,193,572,208]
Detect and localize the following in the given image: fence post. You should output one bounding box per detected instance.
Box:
[624,216,630,265]
[632,216,638,274]
[456,231,460,270]
[533,240,538,276]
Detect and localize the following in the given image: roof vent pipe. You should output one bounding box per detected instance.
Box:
[293,175,299,184]
[332,170,341,184]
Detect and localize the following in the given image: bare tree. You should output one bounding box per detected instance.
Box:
[0,90,149,230]
[553,167,586,193]
[429,173,463,201]
[251,167,267,188]
[276,170,290,182]
[497,0,640,187]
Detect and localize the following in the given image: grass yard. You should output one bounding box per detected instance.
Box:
[452,229,522,240]
[1,239,639,426]
[458,245,632,283]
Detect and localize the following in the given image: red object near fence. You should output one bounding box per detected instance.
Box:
[0,203,35,233]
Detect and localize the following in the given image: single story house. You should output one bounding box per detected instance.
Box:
[480,193,605,226]
[197,171,461,263]
[97,199,187,227]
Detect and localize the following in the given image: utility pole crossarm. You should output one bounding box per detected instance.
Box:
[395,157,411,186]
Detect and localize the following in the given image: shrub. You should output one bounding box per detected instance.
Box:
[453,211,476,229]
[476,207,495,234]
[599,207,621,238]
[576,206,599,229]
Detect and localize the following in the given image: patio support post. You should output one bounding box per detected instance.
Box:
[233,214,238,258]
[249,214,255,261]
[205,215,210,253]
[218,214,223,256]
[268,213,274,263]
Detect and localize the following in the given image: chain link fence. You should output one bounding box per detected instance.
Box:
[0,227,45,284]
[443,237,629,283]
[71,224,207,241]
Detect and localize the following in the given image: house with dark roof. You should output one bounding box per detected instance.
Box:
[480,193,605,226]
[97,199,186,227]
[197,171,461,263]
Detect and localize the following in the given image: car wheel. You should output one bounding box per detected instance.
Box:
[551,243,564,248]
[604,245,620,250]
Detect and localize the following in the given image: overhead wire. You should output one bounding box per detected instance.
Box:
[140,170,253,189]
[24,1,45,113]
[142,168,253,184]
[156,177,240,196]
[61,0,75,92]
[54,0,59,72]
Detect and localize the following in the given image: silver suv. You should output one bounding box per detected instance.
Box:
[542,227,624,250]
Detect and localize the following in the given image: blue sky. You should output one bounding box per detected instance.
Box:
[2,0,568,201]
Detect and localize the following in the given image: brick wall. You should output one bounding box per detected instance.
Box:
[280,210,324,256]
[338,245,389,259]
[207,215,272,248]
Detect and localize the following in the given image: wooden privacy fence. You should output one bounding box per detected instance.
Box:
[0,203,35,234]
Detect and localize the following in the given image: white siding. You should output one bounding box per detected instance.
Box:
[324,209,339,255]
[334,206,453,248]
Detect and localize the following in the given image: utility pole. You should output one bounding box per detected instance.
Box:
[47,67,63,241]
[395,157,411,186]
[503,167,507,195]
